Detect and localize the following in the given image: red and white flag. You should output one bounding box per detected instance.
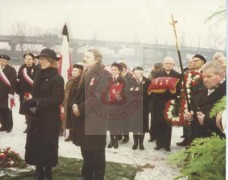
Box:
[59,24,73,121]
[59,24,72,83]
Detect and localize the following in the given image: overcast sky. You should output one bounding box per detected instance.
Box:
[0,0,226,50]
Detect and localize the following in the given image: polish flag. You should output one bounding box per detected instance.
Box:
[59,23,72,83]
[59,24,73,122]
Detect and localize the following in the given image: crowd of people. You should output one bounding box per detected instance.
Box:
[0,48,226,180]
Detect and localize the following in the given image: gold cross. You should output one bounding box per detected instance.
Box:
[170,14,178,40]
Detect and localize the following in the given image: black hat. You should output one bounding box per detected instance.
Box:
[23,53,35,59]
[0,54,10,61]
[193,54,206,64]
[111,62,123,72]
[133,66,144,72]
[36,48,60,61]
[73,64,83,71]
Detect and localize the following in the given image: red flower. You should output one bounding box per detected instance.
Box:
[0,153,6,159]
[191,81,196,86]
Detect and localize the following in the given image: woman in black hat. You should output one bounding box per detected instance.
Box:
[23,48,64,180]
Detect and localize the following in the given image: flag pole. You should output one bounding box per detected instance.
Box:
[170,14,190,111]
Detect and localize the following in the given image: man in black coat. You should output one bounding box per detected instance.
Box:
[177,54,206,146]
[185,61,226,139]
[72,48,110,180]
[0,54,17,132]
[151,57,181,152]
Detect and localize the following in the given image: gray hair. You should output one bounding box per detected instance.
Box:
[163,56,175,65]
[213,52,224,61]
[201,61,224,75]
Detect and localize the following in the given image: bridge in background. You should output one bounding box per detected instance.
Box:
[0,35,223,68]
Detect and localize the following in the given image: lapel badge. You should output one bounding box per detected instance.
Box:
[90,78,95,85]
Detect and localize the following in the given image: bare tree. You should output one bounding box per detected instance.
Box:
[204,4,226,51]
[11,23,61,64]
[205,5,226,24]
[11,22,28,64]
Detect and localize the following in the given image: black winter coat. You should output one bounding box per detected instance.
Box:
[16,64,40,114]
[140,76,151,132]
[72,63,110,151]
[25,67,64,167]
[152,69,181,124]
[191,80,226,139]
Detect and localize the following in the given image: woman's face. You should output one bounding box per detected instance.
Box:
[111,66,120,77]
[24,55,34,67]
[71,68,82,78]
[39,57,51,69]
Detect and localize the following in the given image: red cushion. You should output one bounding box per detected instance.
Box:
[109,83,124,102]
[148,77,179,94]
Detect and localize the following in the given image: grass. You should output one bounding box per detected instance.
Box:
[1,157,137,180]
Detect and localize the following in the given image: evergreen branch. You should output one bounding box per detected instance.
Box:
[168,135,225,179]
[210,96,226,118]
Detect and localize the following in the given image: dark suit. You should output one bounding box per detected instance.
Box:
[190,80,226,140]
[0,64,17,132]
[151,69,181,149]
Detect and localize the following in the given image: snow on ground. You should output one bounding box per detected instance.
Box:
[0,96,185,180]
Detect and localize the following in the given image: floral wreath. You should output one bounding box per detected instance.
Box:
[164,71,202,126]
[0,147,27,168]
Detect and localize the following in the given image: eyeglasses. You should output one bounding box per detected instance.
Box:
[192,60,202,63]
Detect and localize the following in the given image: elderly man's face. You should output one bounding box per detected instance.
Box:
[202,68,223,89]
[163,61,174,72]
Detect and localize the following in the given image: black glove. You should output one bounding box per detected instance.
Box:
[25,99,37,108]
